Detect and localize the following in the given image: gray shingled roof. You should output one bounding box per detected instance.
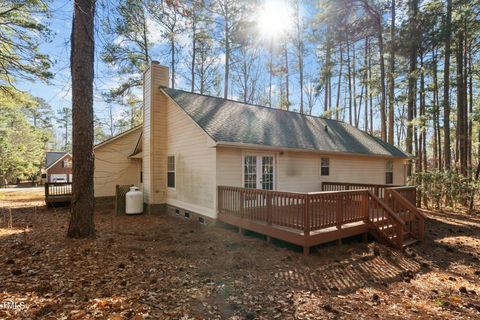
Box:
[162,87,410,158]
[45,152,67,168]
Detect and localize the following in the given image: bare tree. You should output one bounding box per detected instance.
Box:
[292,0,305,113]
[148,0,186,89]
[232,36,262,104]
[213,0,243,99]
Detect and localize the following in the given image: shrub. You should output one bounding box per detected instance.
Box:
[409,170,480,209]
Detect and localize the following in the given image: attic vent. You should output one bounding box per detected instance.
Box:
[324,125,328,132]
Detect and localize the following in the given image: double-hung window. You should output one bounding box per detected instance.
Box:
[321,157,330,176]
[167,156,175,188]
[385,160,393,184]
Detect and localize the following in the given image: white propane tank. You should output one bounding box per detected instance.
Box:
[125,186,143,214]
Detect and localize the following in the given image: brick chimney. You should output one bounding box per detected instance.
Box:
[142,61,169,213]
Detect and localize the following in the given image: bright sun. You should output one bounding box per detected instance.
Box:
[257,0,293,39]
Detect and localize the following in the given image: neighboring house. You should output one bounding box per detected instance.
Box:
[43,152,73,183]
[94,62,411,222]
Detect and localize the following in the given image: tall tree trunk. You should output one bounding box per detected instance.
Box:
[324,33,332,114]
[467,38,473,172]
[284,42,290,110]
[368,39,373,134]
[456,28,467,175]
[420,53,427,172]
[364,37,368,132]
[406,0,418,177]
[336,45,343,120]
[388,0,395,144]
[432,43,442,170]
[68,0,95,238]
[191,21,196,92]
[352,42,357,127]
[295,0,304,113]
[171,38,175,89]
[377,21,386,141]
[223,9,230,99]
[347,38,353,125]
[268,40,273,107]
[443,0,452,170]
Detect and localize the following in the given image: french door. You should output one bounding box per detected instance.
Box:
[243,154,275,190]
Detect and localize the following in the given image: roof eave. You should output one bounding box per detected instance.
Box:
[214,141,410,159]
[94,125,143,150]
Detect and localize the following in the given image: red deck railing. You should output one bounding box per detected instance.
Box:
[321,181,402,199]
[217,184,422,254]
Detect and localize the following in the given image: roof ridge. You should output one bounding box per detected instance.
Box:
[160,86,346,124]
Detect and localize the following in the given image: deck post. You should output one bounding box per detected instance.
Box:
[336,194,343,229]
[217,187,222,215]
[418,217,425,242]
[303,194,310,235]
[303,246,310,256]
[240,189,244,219]
[362,232,368,243]
[267,193,272,225]
[363,191,369,221]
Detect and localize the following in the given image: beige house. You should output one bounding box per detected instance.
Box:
[94,62,410,222]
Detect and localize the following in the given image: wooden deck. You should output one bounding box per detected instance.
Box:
[218,183,425,255]
[45,182,72,205]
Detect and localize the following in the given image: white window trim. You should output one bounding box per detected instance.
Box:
[320,157,330,176]
[241,152,276,190]
[167,154,176,190]
[385,160,394,184]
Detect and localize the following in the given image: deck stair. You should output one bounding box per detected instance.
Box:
[366,189,425,249]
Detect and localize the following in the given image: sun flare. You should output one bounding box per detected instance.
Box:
[257,0,293,39]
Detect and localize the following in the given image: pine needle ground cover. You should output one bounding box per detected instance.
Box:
[1,196,480,319]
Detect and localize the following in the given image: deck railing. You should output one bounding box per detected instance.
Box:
[218,186,412,250]
[322,181,401,199]
[45,182,72,198]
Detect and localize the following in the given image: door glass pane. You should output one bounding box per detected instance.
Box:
[244,156,257,189]
[262,156,274,190]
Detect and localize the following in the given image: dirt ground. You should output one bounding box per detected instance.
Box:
[1,195,480,319]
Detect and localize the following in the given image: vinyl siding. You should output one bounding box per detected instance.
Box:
[166,98,217,218]
[94,127,142,197]
[216,147,407,193]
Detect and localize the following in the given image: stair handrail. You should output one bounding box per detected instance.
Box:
[385,188,426,241]
[367,190,405,226]
[367,190,405,248]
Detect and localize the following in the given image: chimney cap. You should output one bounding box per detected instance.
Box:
[151,60,160,65]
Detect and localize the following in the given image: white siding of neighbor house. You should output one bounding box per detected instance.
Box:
[165,98,217,218]
[216,147,407,193]
[94,127,142,197]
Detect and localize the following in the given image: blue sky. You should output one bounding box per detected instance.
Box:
[17,0,332,144]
